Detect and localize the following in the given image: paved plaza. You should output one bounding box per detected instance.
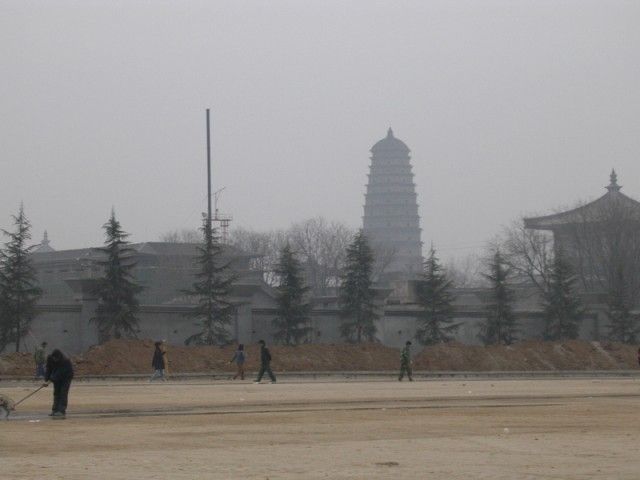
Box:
[2,378,640,479]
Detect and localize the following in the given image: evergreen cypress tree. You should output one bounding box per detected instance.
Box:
[91,209,143,341]
[0,290,11,353]
[542,252,584,340]
[0,205,42,352]
[607,266,638,343]
[338,231,378,343]
[183,216,236,345]
[480,249,518,345]
[272,244,312,345]
[415,247,459,345]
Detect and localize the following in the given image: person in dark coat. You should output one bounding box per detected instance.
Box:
[398,341,413,381]
[254,340,276,383]
[43,349,74,419]
[150,341,167,382]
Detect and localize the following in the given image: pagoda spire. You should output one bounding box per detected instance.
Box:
[33,230,55,253]
[606,169,622,192]
[387,127,394,138]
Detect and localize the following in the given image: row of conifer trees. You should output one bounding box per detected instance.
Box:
[0,205,619,353]
[259,232,588,347]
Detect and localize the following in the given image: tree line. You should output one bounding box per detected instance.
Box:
[2,193,639,352]
[498,194,640,344]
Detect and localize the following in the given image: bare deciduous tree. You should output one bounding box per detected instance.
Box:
[288,217,354,295]
[229,227,287,286]
[229,217,354,294]
[565,198,640,299]
[444,253,483,288]
[561,195,640,342]
[159,228,201,244]
[500,220,554,293]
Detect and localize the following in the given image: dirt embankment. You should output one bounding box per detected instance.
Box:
[412,340,637,371]
[0,339,638,376]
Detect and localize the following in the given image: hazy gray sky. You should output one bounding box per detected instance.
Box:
[1,0,639,258]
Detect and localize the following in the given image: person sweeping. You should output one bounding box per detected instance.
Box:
[43,349,74,419]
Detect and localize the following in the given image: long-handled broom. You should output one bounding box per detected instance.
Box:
[1,384,47,419]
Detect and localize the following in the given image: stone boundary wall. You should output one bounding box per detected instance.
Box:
[23,302,604,355]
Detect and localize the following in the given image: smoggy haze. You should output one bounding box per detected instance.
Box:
[1,0,639,258]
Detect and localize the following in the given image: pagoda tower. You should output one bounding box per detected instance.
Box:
[363,128,423,280]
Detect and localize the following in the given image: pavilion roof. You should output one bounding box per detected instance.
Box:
[524,170,640,230]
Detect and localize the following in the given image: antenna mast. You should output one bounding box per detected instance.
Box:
[213,187,233,244]
[206,108,212,231]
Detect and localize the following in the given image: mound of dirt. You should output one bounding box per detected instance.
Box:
[71,340,401,375]
[413,340,637,371]
[0,352,33,376]
[1,339,638,376]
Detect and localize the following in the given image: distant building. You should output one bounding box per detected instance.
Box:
[31,240,262,305]
[32,231,55,253]
[524,170,640,277]
[22,172,629,354]
[362,128,423,282]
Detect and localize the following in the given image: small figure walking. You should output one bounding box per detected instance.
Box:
[637,347,640,367]
[229,343,246,380]
[254,340,276,384]
[398,341,413,381]
[150,341,167,382]
[43,349,74,419]
[34,341,47,379]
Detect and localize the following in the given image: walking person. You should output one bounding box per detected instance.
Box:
[254,340,276,384]
[162,342,170,379]
[34,341,47,379]
[150,341,167,382]
[229,343,246,380]
[398,340,413,381]
[43,349,74,419]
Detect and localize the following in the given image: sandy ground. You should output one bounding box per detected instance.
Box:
[1,377,640,479]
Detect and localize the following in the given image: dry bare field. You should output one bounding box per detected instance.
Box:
[2,378,640,479]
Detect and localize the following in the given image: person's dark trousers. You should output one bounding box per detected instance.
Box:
[256,362,276,382]
[399,363,413,381]
[52,379,72,414]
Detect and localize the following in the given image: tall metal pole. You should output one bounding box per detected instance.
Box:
[206,108,212,229]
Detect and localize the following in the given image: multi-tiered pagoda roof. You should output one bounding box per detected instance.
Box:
[363,128,423,280]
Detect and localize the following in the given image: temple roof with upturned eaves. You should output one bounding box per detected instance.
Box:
[524,170,640,231]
